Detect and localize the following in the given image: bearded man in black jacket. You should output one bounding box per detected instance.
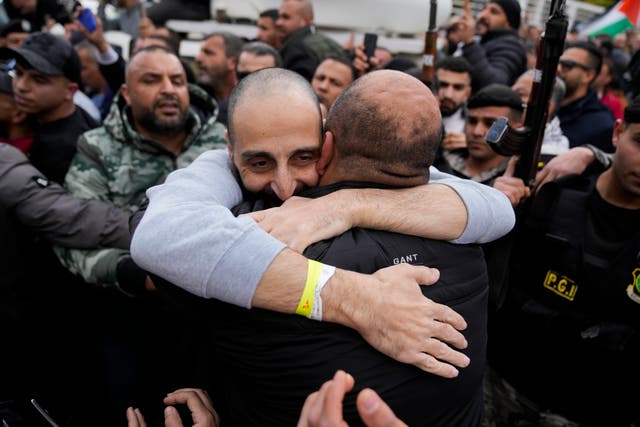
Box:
[450,0,527,92]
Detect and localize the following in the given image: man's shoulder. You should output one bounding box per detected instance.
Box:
[79,125,118,151]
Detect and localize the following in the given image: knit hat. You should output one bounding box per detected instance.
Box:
[467,83,525,111]
[490,0,521,30]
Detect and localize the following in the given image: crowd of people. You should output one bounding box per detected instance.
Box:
[0,0,639,426]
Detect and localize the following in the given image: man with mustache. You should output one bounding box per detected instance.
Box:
[53,45,227,425]
[449,0,527,92]
[436,56,473,151]
[56,44,226,295]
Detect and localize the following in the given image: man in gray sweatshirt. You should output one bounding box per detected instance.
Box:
[131,68,516,378]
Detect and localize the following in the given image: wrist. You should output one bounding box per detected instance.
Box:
[321,268,366,330]
[336,189,359,229]
[96,40,110,53]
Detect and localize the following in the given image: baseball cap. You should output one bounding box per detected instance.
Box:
[0,70,12,94]
[0,32,81,84]
[0,19,32,37]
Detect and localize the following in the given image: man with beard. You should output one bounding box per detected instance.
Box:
[449,0,527,92]
[556,41,615,153]
[54,46,226,425]
[56,44,226,298]
[436,56,473,151]
[194,31,243,102]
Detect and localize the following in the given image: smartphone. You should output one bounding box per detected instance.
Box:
[78,8,97,33]
[363,32,378,59]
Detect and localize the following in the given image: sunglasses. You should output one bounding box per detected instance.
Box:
[558,59,591,72]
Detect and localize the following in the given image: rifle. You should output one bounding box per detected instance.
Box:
[420,0,438,88]
[482,0,568,311]
[486,0,568,187]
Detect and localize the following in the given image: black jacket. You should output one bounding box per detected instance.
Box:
[279,25,348,81]
[462,29,527,92]
[557,88,615,153]
[204,182,489,427]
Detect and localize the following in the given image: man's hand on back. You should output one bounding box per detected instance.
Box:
[322,263,470,378]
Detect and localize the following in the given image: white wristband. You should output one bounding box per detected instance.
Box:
[310,264,336,321]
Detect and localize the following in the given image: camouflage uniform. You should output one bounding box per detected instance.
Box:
[55,84,226,286]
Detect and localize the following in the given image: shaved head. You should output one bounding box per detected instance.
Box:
[325,70,442,185]
[125,46,183,84]
[227,67,322,145]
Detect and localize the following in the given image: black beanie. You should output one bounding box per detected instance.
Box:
[467,83,525,111]
[490,0,521,30]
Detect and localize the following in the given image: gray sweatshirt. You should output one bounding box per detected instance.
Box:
[131,149,515,307]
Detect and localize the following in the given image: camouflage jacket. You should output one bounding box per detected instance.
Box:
[55,84,227,286]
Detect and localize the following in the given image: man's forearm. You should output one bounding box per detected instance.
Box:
[335,184,467,241]
[324,168,514,245]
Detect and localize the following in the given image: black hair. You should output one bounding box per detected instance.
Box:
[567,40,603,77]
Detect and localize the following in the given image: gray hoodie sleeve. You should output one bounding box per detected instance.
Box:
[131,150,514,305]
[130,149,286,307]
[429,166,515,244]
[0,143,130,248]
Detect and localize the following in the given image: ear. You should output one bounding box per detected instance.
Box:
[316,130,335,175]
[225,129,234,158]
[584,69,597,86]
[120,83,131,106]
[611,118,623,149]
[65,82,78,101]
[228,55,238,72]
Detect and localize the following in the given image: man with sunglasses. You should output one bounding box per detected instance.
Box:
[557,40,615,153]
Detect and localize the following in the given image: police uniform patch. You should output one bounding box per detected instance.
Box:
[543,270,578,301]
[625,268,640,304]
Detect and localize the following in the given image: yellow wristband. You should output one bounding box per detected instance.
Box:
[296,259,322,317]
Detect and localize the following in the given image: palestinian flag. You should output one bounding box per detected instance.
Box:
[579,0,640,38]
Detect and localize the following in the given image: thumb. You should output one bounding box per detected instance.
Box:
[357,389,407,427]
[164,406,184,427]
[503,156,518,178]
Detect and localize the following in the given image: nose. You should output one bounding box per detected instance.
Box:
[159,76,176,93]
[442,85,454,98]
[472,121,487,137]
[317,78,329,91]
[271,168,297,201]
